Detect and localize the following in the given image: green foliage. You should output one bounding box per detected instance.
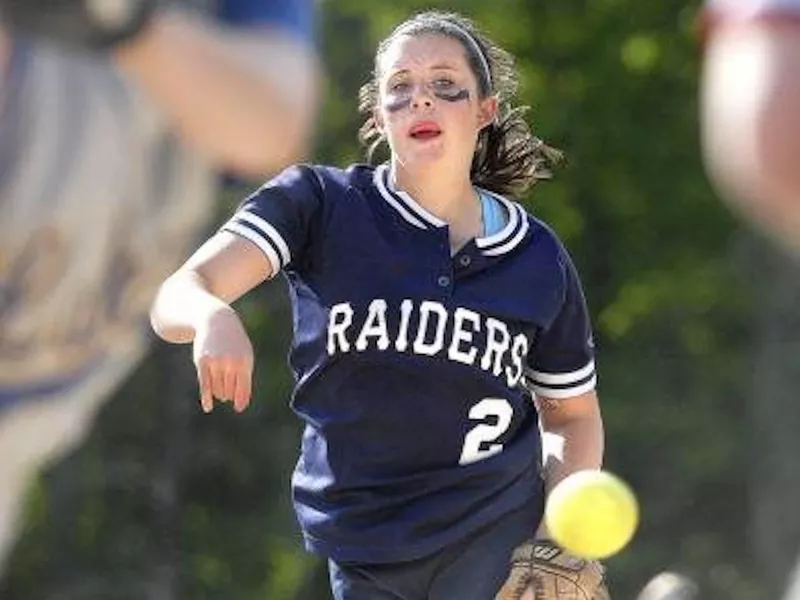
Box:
[1,1,772,599]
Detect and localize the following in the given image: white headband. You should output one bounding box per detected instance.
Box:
[447,22,492,92]
[395,21,493,92]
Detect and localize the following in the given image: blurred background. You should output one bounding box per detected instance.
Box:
[2,0,800,598]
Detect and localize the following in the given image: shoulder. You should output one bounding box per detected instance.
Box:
[293,162,373,190]
[252,163,374,203]
[502,198,572,266]
[297,163,379,197]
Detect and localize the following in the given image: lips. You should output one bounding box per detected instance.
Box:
[409,121,442,139]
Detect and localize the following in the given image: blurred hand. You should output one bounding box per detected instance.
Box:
[192,306,254,414]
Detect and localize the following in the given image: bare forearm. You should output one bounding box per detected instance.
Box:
[542,418,604,491]
[114,11,318,176]
[537,412,605,537]
[150,271,232,344]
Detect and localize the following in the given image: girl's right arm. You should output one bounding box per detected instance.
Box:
[150,230,274,412]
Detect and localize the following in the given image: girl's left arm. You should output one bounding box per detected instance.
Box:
[535,389,605,538]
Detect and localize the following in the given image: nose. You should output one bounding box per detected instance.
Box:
[410,83,434,109]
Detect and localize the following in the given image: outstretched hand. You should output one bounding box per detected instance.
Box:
[192,306,254,414]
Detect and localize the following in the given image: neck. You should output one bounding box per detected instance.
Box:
[392,161,482,251]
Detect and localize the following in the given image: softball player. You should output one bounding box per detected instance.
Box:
[151,11,608,600]
[0,0,317,574]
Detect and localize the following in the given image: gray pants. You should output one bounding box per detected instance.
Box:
[0,346,143,573]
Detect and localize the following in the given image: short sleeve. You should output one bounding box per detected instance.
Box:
[525,251,596,400]
[218,0,316,43]
[220,164,323,276]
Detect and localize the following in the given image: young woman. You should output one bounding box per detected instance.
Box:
[151,11,607,600]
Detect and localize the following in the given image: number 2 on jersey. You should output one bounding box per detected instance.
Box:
[459,397,513,465]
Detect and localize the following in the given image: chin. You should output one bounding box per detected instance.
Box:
[400,146,449,169]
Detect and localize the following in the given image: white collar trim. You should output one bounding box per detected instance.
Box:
[372,164,530,256]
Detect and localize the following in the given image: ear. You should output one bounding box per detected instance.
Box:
[477,95,499,130]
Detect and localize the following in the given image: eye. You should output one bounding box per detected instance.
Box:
[389,81,410,93]
[433,78,455,89]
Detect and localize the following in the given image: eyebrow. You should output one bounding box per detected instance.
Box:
[387,64,460,78]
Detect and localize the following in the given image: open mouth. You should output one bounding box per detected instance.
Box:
[409,121,442,140]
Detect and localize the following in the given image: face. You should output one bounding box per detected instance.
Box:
[375,32,497,174]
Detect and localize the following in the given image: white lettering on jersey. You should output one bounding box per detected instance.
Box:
[480,318,511,377]
[505,333,528,388]
[395,299,413,352]
[327,303,354,354]
[413,301,448,356]
[355,299,390,351]
[326,299,529,389]
[448,307,481,365]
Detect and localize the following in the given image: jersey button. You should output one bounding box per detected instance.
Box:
[437,275,451,287]
[458,255,472,267]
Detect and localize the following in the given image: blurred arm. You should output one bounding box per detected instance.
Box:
[114,10,319,178]
[150,231,274,344]
[535,390,605,537]
[701,20,800,253]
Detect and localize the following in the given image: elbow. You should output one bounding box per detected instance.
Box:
[149,289,173,343]
[149,280,195,345]
[149,305,169,342]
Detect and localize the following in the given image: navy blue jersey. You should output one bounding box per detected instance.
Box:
[221,164,596,563]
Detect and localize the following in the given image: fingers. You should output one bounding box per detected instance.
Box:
[197,361,214,414]
[221,369,237,402]
[194,354,254,414]
[233,367,252,413]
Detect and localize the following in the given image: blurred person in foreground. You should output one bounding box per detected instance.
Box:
[701,0,800,256]
[0,0,318,573]
[701,2,800,599]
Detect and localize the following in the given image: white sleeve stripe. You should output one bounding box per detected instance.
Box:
[234,211,291,266]
[529,376,597,399]
[526,360,596,385]
[223,223,282,276]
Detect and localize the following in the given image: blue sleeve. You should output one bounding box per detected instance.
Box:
[525,250,597,399]
[220,165,324,275]
[218,0,315,43]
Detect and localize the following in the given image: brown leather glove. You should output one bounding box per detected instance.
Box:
[496,539,611,600]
